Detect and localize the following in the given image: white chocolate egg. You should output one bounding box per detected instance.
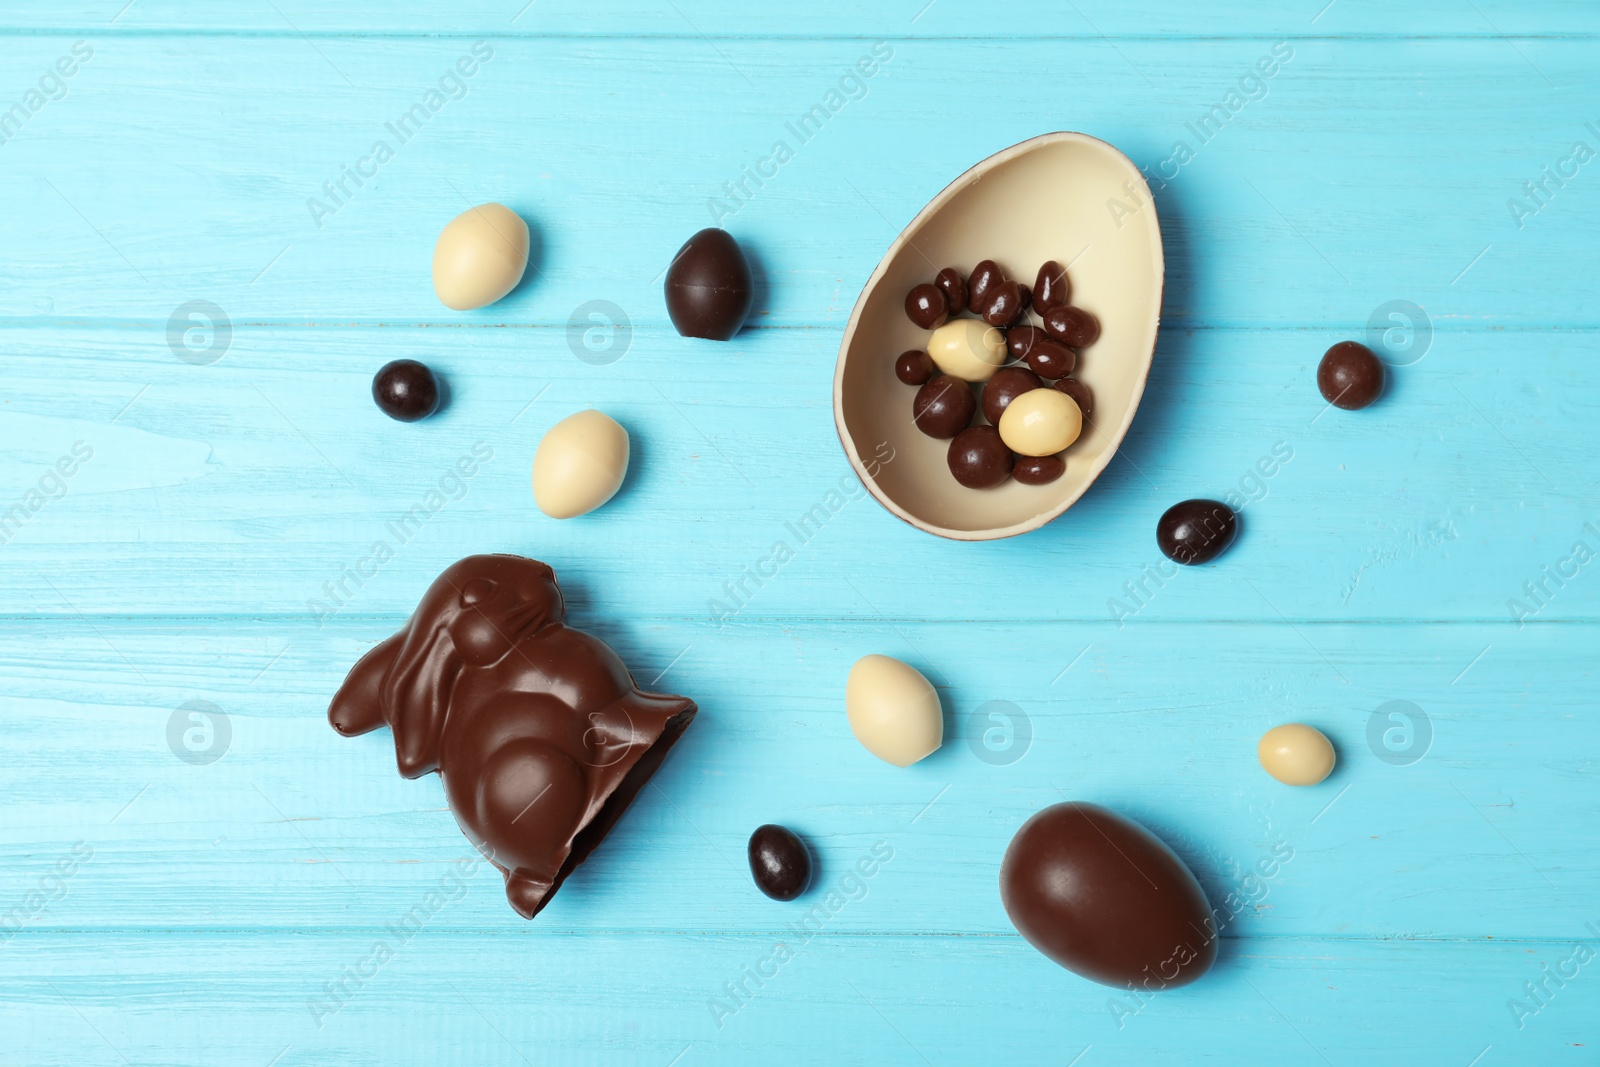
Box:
[432,203,530,311]
[1257,723,1336,786]
[927,319,1006,382]
[998,388,1082,457]
[532,410,629,519]
[845,654,943,767]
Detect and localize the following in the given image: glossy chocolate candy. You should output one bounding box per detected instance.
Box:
[1006,325,1048,363]
[1033,260,1070,312]
[905,283,949,330]
[748,824,812,901]
[328,554,697,919]
[1156,498,1238,565]
[947,425,1013,489]
[912,374,977,438]
[981,366,1043,426]
[980,280,1027,327]
[895,349,935,386]
[934,267,968,316]
[372,359,440,422]
[1054,378,1094,421]
[968,259,1005,312]
[664,228,753,341]
[1024,339,1076,380]
[1317,340,1384,409]
[1001,802,1217,988]
[1014,455,1065,485]
[1043,305,1100,348]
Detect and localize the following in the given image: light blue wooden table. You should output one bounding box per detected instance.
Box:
[3,2,1597,1064]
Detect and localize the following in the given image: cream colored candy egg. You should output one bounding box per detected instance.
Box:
[432,202,530,311]
[1257,723,1336,786]
[998,388,1082,457]
[926,319,1006,382]
[532,410,629,519]
[845,654,943,767]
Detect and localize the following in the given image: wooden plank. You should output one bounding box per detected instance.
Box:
[4,931,1592,1065]
[0,38,1594,327]
[1,618,1593,936]
[2,325,1596,621]
[4,0,1599,37]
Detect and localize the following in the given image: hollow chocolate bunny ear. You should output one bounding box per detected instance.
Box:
[378,616,460,779]
[328,631,402,737]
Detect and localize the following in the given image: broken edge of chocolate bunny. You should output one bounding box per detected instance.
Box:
[326,553,697,918]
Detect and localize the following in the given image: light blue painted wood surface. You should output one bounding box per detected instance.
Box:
[1,3,1596,1065]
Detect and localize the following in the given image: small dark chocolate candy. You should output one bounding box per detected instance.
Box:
[372,359,440,422]
[748,824,811,901]
[981,366,1043,426]
[1033,260,1070,311]
[1156,498,1238,565]
[1317,340,1385,410]
[1000,802,1217,988]
[912,374,977,438]
[894,349,935,386]
[905,283,948,330]
[947,425,1013,489]
[1014,455,1065,485]
[1043,306,1100,348]
[664,228,753,341]
[1024,339,1076,380]
[1006,325,1049,363]
[968,260,1005,312]
[327,554,697,919]
[1016,283,1032,314]
[980,280,1027,327]
[934,267,968,316]
[1054,378,1094,420]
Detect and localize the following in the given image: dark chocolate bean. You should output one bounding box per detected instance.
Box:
[905,283,949,330]
[1043,306,1100,348]
[981,280,1027,327]
[947,425,1013,489]
[1033,260,1070,312]
[748,824,812,901]
[1006,325,1048,363]
[1014,455,1065,485]
[981,366,1044,426]
[1156,499,1238,566]
[372,359,441,422]
[1317,340,1384,410]
[934,267,968,316]
[968,260,1004,311]
[1024,339,1077,380]
[912,374,977,438]
[895,349,935,386]
[1054,378,1094,420]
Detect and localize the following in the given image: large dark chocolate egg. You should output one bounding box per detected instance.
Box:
[664,228,752,341]
[1000,802,1216,989]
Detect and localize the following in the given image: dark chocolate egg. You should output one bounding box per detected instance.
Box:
[664,228,753,341]
[1156,498,1238,565]
[748,824,811,901]
[1000,802,1216,989]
